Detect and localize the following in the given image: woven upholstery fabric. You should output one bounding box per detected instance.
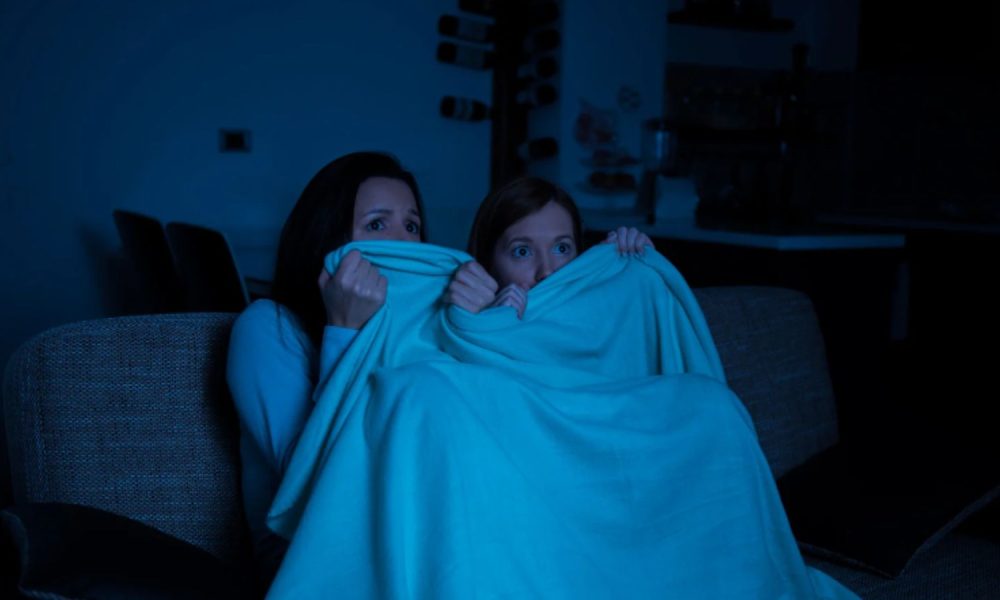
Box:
[2,312,250,566]
[806,532,1000,599]
[694,286,839,479]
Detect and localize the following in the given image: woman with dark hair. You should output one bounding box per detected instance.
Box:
[226,151,425,584]
[447,176,651,318]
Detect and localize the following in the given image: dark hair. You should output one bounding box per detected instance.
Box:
[270,151,425,344]
[467,176,582,275]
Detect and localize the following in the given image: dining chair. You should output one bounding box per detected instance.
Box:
[164,222,250,313]
[112,210,185,313]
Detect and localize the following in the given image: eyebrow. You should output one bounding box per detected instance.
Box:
[362,208,421,220]
[504,236,538,249]
[505,234,574,247]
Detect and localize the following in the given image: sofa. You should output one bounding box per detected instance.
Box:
[2,286,997,599]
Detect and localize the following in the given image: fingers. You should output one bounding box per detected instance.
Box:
[445,261,501,314]
[626,227,639,253]
[505,292,527,320]
[335,249,362,277]
[602,226,631,255]
[322,250,358,292]
[617,226,630,254]
[350,261,384,302]
[492,285,525,304]
[455,261,499,294]
[605,226,654,255]
[334,251,375,291]
[446,279,495,313]
[447,284,490,314]
[602,227,627,253]
[490,284,527,319]
[373,272,388,303]
[317,268,332,291]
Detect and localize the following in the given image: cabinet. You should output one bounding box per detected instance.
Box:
[661,5,849,231]
[485,2,560,187]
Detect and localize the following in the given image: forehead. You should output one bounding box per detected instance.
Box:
[502,201,574,241]
[354,177,416,211]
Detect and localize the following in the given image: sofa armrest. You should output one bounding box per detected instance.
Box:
[2,313,250,565]
[694,286,839,479]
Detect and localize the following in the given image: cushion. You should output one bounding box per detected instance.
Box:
[0,502,260,599]
[778,434,1000,578]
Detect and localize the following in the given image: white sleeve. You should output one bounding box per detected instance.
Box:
[318,324,358,384]
[226,302,317,476]
[227,301,357,477]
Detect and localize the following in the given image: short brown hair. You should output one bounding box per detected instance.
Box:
[467,176,582,275]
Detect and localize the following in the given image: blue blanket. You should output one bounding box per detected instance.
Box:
[266,241,857,599]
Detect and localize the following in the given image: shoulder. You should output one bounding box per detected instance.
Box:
[229,299,312,362]
[234,298,284,326]
[233,299,299,338]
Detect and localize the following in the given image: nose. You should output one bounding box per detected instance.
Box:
[535,255,555,283]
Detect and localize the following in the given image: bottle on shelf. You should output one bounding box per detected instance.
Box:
[437,42,494,70]
[437,14,494,43]
[459,0,559,23]
[517,137,559,161]
[516,83,558,108]
[523,28,561,55]
[517,55,558,80]
[440,96,491,122]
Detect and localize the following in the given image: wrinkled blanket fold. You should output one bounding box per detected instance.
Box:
[266,241,857,599]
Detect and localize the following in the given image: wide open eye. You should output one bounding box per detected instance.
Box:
[511,245,532,259]
[365,219,386,232]
[553,242,574,255]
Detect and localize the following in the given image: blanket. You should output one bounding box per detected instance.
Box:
[266,241,858,599]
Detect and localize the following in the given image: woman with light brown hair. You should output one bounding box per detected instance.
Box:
[447,175,652,318]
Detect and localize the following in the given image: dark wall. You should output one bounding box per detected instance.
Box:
[850,1,1000,224]
[858,1,1000,70]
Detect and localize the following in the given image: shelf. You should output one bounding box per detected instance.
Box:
[655,120,833,145]
[667,10,793,32]
[670,124,783,143]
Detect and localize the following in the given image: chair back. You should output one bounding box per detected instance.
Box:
[112,210,184,313]
[165,222,249,313]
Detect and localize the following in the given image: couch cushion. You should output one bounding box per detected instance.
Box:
[0,502,259,599]
[807,529,1000,599]
[694,286,839,478]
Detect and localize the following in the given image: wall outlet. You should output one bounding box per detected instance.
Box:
[219,129,251,152]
